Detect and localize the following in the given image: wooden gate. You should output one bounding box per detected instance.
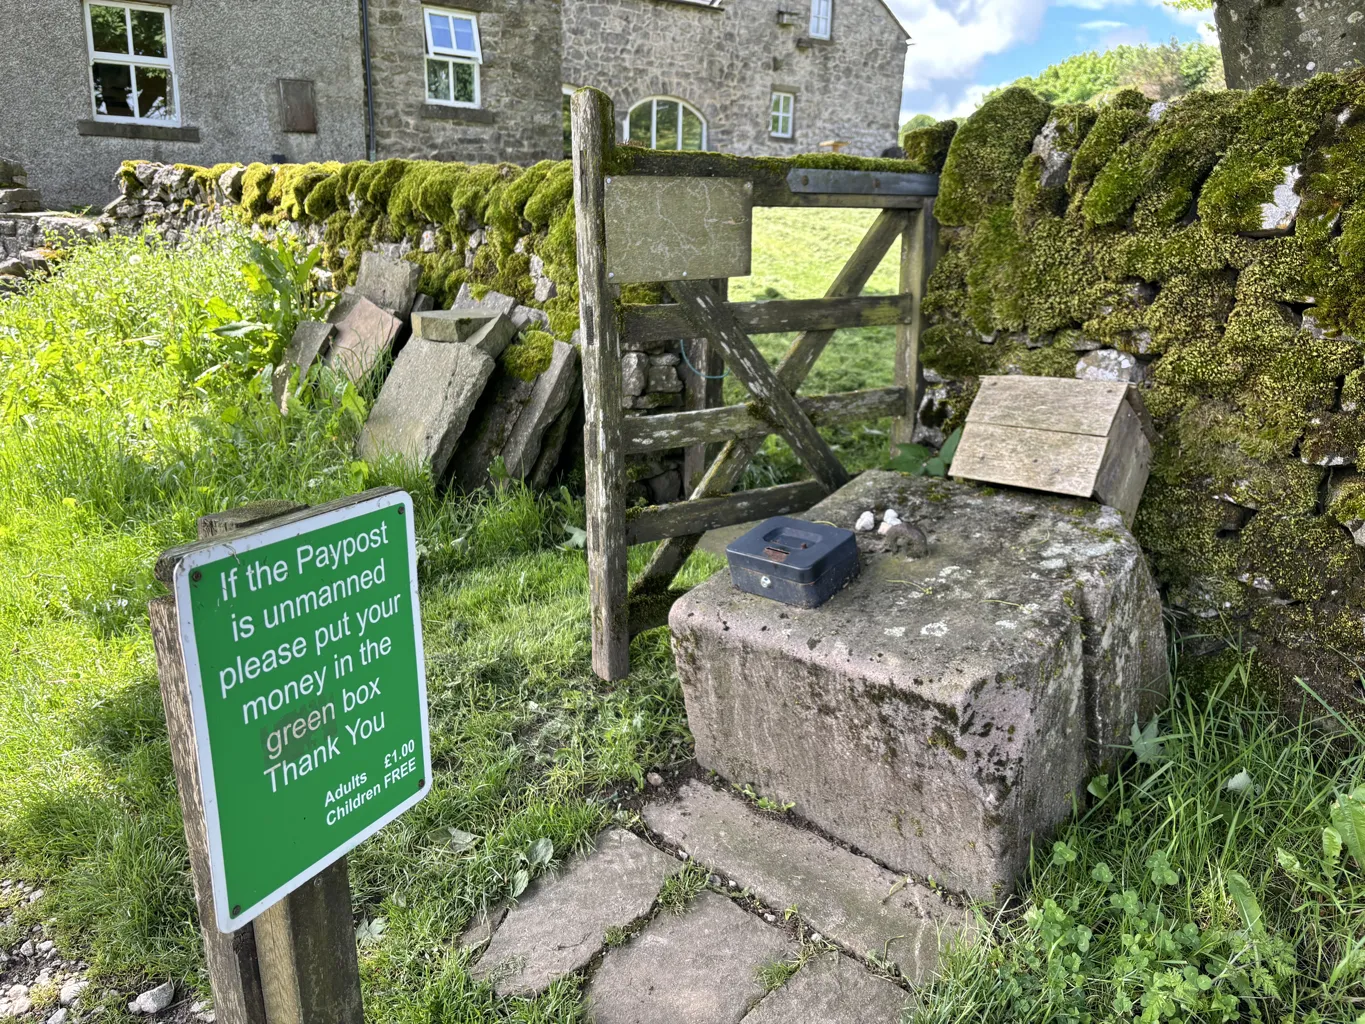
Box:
[569,89,941,681]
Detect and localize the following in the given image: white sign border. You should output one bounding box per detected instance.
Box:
[173,490,431,933]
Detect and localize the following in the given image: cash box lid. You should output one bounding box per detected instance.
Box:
[726,517,857,585]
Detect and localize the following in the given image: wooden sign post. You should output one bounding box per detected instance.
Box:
[151,488,431,1023]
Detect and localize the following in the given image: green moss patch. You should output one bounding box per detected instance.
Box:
[937,87,1053,226]
[901,119,959,174]
[924,66,1365,709]
[502,330,556,382]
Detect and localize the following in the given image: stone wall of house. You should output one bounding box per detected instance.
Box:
[0,0,368,211]
[563,0,906,158]
[367,0,566,165]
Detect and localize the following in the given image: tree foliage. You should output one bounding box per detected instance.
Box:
[996,39,1224,107]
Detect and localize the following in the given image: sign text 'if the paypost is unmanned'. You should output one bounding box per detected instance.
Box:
[174,491,430,932]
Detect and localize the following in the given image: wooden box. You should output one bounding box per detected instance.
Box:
[951,376,1157,523]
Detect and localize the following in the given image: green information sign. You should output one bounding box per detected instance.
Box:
[173,489,430,933]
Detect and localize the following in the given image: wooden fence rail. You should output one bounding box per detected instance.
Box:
[570,88,942,680]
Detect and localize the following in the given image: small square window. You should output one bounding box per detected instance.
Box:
[85,2,178,125]
[770,92,795,139]
[423,7,481,108]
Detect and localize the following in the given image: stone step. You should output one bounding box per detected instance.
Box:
[643,781,971,983]
[470,828,681,998]
[585,890,793,1024]
[0,189,41,214]
[670,471,1168,901]
[740,950,908,1024]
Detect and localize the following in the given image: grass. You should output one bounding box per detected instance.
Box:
[1,221,1362,1024]
[656,862,709,916]
[0,229,699,1020]
[725,207,905,486]
[910,649,1365,1024]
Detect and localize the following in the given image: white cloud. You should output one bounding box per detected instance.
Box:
[1056,0,1219,40]
[891,0,1220,124]
[885,0,1050,91]
[902,80,1011,122]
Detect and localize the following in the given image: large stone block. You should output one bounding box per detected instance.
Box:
[352,251,421,316]
[669,472,1168,900]
[325,295,402,382]
[502,341,580,479]
[356,339,494,480]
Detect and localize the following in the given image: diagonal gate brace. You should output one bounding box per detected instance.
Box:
[630,209,911,601]
[665,279,850,494]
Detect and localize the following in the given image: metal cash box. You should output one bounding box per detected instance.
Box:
[725,517,860,608]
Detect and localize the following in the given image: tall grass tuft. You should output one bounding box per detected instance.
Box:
[910,652,1365,1024]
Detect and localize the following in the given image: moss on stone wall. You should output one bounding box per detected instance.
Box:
[503,330,556,381]
[900,120,959,174]
[937,87,1052,226]
[925,68,1365,716]
[153,148,921,348]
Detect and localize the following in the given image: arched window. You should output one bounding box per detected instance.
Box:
[626,97,707,151]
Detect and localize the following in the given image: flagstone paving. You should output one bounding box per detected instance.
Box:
[471,828,681,997]
[740,950,909,1024]
[584,891,792,1024]
[643,780,970,982]
[463,783,971,1021]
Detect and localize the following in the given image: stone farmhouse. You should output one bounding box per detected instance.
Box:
[1,0,910,209]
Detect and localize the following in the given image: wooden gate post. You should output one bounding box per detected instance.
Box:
[892,199,940,451]
[151,502,364,1024]
[571,87,632,681]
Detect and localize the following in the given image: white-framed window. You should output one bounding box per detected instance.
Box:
[563,84,578,157]
[84,1,179,124]
[809,0,832,38]
[625,97,707,151]
[424,6,482,108]
[770,92,795,138]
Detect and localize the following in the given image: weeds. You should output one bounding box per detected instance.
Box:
[0,230,691,1022]
[755,952,803,992]
[657,863,708,915]
[909,652,1365,1024]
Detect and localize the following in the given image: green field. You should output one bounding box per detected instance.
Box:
[1,224,1362,1023]
[730,207,904,485]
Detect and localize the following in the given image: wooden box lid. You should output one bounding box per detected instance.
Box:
[951,376,1157,523]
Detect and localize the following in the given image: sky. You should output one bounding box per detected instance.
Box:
[885,0,1220,123]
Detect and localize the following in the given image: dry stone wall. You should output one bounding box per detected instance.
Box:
[0,159,99,293]
[900,69,1365,716]
[25,157,700,504]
